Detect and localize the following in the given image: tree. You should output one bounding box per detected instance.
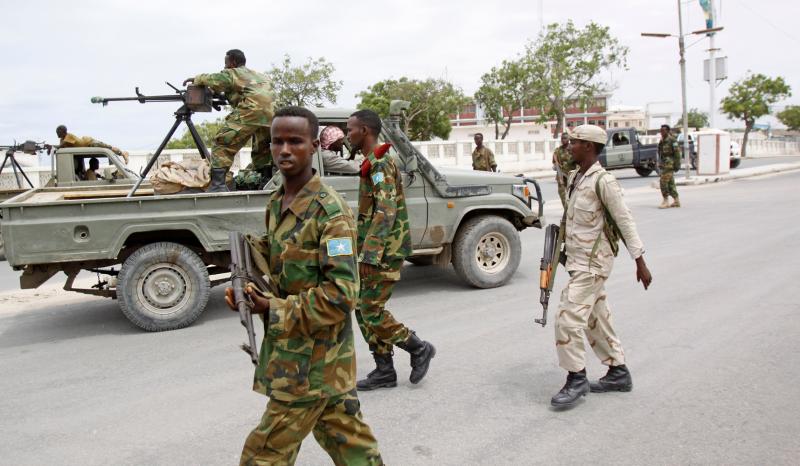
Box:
[475,59,531,139]
[524,21,629,137]
[267,55,342,107]
[676,108,710,129]
[166,118,227,149]
[720,73,791,157]
[357,77,470,141]
[777,105,800,131]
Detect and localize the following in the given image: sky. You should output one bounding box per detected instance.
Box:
[1,0,799,149]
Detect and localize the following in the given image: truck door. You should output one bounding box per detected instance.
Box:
[605,130,634,168]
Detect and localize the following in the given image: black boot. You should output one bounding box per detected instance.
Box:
[207,168,229,193]
[550,369,590,408]
[590,364,633,393]
[396,332,436,384]
[356,353,397,391]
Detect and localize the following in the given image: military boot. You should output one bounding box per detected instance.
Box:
[670,197,681,208]
[658,197,670,209]
[590,364,633,393]
[550,369,590,408]
[397,332,436,384]
[207,168,230,193]
[356,353,397,391]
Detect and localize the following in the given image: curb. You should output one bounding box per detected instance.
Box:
[672,162,800,186]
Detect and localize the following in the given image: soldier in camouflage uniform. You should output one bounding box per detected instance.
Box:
[657,124,681,208]
[472,133,497,172]
[346,109,436,391]
[225,107,383,465]
[552,132,575,208]
[550,125,652,409]
[53,125,129,164]
[184,49,274,192]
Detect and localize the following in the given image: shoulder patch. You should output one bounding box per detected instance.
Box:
[326,237,354,257]
[372,171,385,185]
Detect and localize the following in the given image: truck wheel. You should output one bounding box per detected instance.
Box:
[407,256,436,266]
[452,215,521,289]
[117,242,210,331]
[635,167,653,177]
[730,158,741,169]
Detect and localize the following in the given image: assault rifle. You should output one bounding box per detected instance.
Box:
[537,221,565,327]
[0,140,48,189]
[91,83,227,198]
[229,232,270,366]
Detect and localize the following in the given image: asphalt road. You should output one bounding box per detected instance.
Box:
[1,165,799,465]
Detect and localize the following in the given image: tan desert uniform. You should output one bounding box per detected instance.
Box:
[556,161,644,372]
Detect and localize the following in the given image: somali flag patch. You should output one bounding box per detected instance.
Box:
[372,171,384,185]
[326,238,354,257]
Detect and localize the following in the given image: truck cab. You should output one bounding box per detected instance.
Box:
[46,147,139,188]
[598,127,659,177]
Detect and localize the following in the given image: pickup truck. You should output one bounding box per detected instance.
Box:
[599,128,659,177]
[0,148,137,260]
[1,103,543,331]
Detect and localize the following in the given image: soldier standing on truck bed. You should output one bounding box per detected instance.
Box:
[472,133,497,172]
[552,132,574,208]
[224,106,383,465]
[346,109,437,391]
[183,49,274,192]
[550,124,652,409]
[657,124,681,208]
[52,125,130,164]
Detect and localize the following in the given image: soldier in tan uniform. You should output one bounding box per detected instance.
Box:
[53,125,129,164]
[472,133,496,172]
[551,124,653,409]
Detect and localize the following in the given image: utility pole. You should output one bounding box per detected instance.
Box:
[708,32,716,128]
[677,0,691,180]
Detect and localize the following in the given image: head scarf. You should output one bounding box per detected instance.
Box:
[320,126,345,150]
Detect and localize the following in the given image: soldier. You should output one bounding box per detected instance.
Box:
[346,109,436,391]
[657,124,681,208]
[224,106,383,465]
[183,49,274,192]
[85,157,101,181]
[552,132,574,208]
[320,125,360,175]
[472,133,497,172]
[550,124,652,409]
[53,125,129,164]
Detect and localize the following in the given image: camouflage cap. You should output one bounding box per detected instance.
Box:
[571,125,607,145]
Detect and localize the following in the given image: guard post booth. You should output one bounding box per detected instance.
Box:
[693,129,731,176]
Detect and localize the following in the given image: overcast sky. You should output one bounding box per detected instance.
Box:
[2,0,798,149]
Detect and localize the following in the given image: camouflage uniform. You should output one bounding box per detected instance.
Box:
[472,146,496,171]
[59,133,129,164]
[657,134,681,199]
[357,146,413,355]
[193,66,274,171]
[556,162,645,372]
[242,174,382,466]
[553,145,576,208]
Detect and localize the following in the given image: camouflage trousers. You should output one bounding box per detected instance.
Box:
[89,140,128,164]
[356,259,411,355]
[240,390,383,466]
[555,271,625,372]
[659,170,678,198]
[210,121,271,171]
[556,175,568,209]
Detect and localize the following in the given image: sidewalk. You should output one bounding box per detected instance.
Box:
[673,161,800,186]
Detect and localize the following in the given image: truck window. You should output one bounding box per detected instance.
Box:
[612,133,630,147]
[73,155,111,181]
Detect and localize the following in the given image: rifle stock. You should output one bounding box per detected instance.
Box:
[229,232,259,365]
[536,222,564,327]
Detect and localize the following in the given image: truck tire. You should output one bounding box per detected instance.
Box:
[635,167,653,177]
[407,256,436,266]
[730,158,741,169]
[116,242,210,331]
[452,215,521,289]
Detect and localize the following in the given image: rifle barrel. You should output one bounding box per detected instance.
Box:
[91,94,184,104]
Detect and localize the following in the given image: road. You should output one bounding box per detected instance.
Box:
[1,168,799,465]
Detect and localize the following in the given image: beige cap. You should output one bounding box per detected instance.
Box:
[571,124,608,145]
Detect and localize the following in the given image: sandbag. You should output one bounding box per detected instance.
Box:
[150,159,210,194]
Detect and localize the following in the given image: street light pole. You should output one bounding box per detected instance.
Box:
[677,0,691,180]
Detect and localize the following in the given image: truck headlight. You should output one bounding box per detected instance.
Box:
[512,184,531,205]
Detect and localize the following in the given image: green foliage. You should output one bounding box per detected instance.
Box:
[268,55,342,107]
[524,21,629,136]
[166,118,227,149]
[777,105,800,131]
[676,108,710,129]
[721,73,791,156]
[475,59,531,140]
[357,77,470,141]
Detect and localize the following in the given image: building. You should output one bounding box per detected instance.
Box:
[448,95,609,140]
[606,105,646,130]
